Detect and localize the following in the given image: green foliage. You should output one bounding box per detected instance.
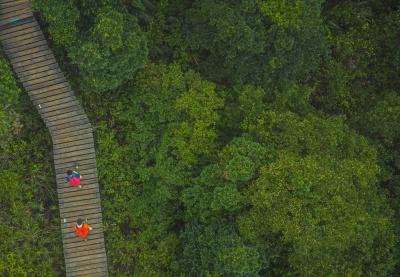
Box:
[356,93,400,201]
[180,221,262,276]
[240,155,396,276]
[32,0,79,46]
[150,0,326,88]
[22,0,400,275]
[0,58,63,276]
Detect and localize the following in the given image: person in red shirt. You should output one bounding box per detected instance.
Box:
[73,218,93,238]
[65,163,83,188]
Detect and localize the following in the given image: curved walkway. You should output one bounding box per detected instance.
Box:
[0,1,108,276]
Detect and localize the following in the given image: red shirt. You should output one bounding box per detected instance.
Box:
[73,223,91,238]
[69,177,81,187]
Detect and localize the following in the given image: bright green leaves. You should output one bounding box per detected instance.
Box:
[241,155,396,276]
[258,0,304,29]
[173,72,223,166]
[68,7,147,92]
[32,0,79,47]
[130,63,223,169]
[211,184,242,212]
[180,222,262,276]
[0,59,21,140]
[224,155,255,183]
[245,110,377,162]
[0,59,20,107]
[92,7,124,51]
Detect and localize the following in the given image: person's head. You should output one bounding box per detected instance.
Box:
[76,218,84,228]
[66,169,73,176]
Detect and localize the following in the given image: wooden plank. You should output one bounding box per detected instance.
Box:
[58,180,99,194]
[6,42,48,59]
[0,12,32,25]
[57,178,98,192]
[60,212,102,228]
[60,202,101,214]
[1,29,43,47]
[0,2,30,14]
[0,23,38,39]
[0,21,37,38]
[17,64,60,79]
[5,33,46,51]
[60,207,101,222]
[52,127,93,141]
[0,18,35,35]
[42,103,82,118]
[70,263,105,277]
[66,258,108,273]
[21,71,64,86]
[48,114,90,129]
[29,86,71,102]
[66,253,107,267]
[48,114,89,129]
[66,248,106,262]
[58,179,99,192]
[6,39,48,58]
[46,110,87,125]
[56,166,97,180]
[30,87,72,103]
[64,241,105,255]
[63,234,105,249]
[15,59,57,74]
[53,154,96,169]
[54,148,96,163]
[63,233,105,245]
[54,132,93,146]
[54,142,95,156]
[54,156,96,173]
[5,47,49,66]
[70,266,106,277]
[66,260,107,273]
[38,96,77,110]
[7,46,51,63]
[11,52,54,69]
[61,192,100,205]
[54,138,94,152]
[0,19,38,39]
[0,1,30,8]
[60,198,101,210]
[61,215,103,231]
[58,186,99,200]
[58,181,100,197]
[65,247,105,261]
[61,193,101,207]
[0,2,30,15]
[28,82,70,96]
[0,7,32,21]
[24,75,65,91]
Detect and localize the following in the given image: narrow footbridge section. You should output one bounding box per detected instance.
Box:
[0,1,108,276]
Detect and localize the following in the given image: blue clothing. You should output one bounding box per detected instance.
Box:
[65,172,81,182]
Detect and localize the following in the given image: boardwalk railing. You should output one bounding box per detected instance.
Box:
[0,1,108,276]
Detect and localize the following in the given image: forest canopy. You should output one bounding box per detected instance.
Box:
[1,0,399,276]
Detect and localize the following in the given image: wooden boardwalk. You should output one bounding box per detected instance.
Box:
[0,1,108,276]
